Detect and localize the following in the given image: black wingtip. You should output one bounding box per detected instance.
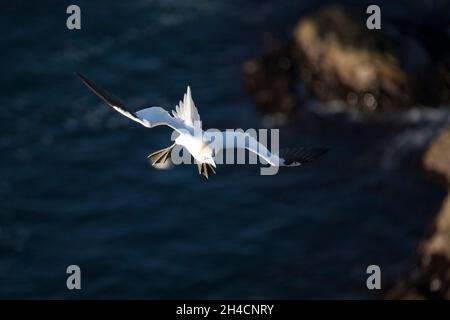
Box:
[305,147,329,162]
[74,72,90,87]
[314,147,330,157]
[74,72,130,111]
[74,72,85,83]
[280,147,329,165]
[74,72,89,85]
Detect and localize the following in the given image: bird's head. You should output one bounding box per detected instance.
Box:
[201,142,216,168]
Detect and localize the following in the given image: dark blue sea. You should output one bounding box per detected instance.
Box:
[0,0,448,298]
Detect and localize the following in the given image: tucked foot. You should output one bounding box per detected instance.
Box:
[148,144,176,166]
[197,162,216,179]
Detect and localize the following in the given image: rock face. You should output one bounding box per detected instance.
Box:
[386,128,450,299]
[292,6,423,112]
[424,129,450,182]
[419,129,450,298]
[242,38,298,116]
[242,5,449,115]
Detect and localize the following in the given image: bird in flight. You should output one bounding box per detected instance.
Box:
[75,73,328,178]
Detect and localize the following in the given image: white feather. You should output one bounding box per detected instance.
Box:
[211,131,282,166]
[171,86,202,129]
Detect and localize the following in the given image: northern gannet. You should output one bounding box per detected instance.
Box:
[75,73,328,178]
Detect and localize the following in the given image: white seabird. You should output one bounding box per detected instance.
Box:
[75,73,328,178]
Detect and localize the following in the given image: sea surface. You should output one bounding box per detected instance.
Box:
[0,0,448,298]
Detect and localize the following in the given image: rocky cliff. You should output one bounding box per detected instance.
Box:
[243,6,449,117]
[386,128,450,299]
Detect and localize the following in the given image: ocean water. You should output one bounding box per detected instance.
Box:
[0,0,448,298]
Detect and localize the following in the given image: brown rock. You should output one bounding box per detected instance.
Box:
[417,128,450,299]
[385,127,450,299]
[423,128,450,182]
[292,6,427,112]
[242,5,449,117]
[384,281,425,300]
[242,37,298,116]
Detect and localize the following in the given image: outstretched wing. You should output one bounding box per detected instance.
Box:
[211,131,328,166]
[171,86,202,129]
[75,73,185,132]
[279,147,329,166]
[211,131,282,166]
[135,107,186,132]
